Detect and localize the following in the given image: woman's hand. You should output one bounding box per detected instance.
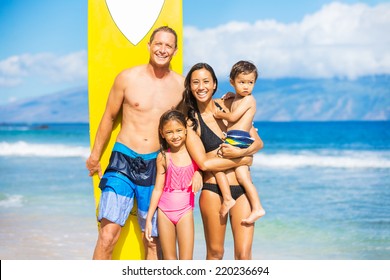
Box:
[217,143,243,158]
[191,170,203,193]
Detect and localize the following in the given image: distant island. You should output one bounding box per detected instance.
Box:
[0,75,388,123]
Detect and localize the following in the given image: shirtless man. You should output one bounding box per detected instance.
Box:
[86,26,184,260]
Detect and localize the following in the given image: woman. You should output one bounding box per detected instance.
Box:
[184,63,264,260]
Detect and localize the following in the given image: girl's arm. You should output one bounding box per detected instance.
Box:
[145,153,166,242]
[186,125,252,172]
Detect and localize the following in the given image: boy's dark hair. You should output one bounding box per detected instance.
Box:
[229,60,258,81]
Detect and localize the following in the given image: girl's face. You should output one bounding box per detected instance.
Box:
[190,68,216,103]
[160,119,187,149]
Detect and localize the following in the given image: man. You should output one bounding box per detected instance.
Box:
[86,26,184,260]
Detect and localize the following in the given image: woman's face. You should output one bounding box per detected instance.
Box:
[190,68,216,103]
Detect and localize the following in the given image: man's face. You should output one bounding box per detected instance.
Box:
[148,31,177,66]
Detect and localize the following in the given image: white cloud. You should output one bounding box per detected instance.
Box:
[0,51,87,87]
[184,2,390,80]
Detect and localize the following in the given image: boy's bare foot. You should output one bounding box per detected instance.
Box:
[219,199,236,217]
[241,208,266,224]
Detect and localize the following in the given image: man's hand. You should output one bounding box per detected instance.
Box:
[86,156,102,178]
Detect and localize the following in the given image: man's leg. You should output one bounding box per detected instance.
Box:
[93,218,121,260]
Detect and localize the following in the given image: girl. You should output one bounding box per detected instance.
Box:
[145,109,200,260]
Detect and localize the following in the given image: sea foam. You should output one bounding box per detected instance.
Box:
[0,194,24,208]
[0,141,90,158]
[253,150,390,169]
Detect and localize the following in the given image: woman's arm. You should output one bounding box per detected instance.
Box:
[186,125,252,172]
[217,125,264,159]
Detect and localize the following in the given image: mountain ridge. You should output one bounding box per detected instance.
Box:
[0,76,388,123]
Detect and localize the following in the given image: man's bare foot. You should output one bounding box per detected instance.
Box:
[241,208,266,224]
[219,199,236,217]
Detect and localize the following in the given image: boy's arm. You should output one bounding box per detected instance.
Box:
[214,96,255,123]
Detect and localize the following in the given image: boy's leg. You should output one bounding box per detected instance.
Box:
[235,165,265,224]
[214,171,236,217]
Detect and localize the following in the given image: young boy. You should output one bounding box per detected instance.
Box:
[214,60,265,224]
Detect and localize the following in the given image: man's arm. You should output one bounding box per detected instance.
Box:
[86,72,126,178]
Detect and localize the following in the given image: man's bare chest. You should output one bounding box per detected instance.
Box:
[125,91,180,112]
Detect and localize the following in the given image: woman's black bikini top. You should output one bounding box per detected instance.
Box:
[196,102,224,153]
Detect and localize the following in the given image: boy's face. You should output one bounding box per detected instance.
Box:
[230,72,256,97]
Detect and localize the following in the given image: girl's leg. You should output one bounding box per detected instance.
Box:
[157,209,178,260]
[229,194,254,260]
[214,171,236,217]
[235,166,265,224]
[199,189,228,260]
[176,210,194,260]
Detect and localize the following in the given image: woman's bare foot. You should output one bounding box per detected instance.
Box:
[219,199,236,217]
[241,208,266,224]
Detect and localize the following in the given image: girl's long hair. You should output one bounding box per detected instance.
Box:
[183,63,218,132]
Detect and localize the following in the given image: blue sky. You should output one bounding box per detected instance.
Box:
[0,0,389,104]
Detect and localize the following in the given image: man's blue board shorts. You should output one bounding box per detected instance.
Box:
[97,142,159,237]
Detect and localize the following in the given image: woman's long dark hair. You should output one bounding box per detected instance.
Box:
[183,63,218,132]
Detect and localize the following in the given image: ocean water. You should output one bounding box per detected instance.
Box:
[0,121,389,260]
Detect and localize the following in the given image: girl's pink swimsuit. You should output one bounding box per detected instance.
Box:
[158,153,198,225]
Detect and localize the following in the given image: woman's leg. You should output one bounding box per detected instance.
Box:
[199,190,228,260]
[157,209,178,260]
[229,194,254,260]
[176,210,194,260]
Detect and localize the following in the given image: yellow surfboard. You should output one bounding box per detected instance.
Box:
[88,0,183,259]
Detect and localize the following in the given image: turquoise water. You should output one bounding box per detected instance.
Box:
[0,122,389,259]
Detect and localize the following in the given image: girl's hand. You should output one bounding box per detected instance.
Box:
[144,221,153,242]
